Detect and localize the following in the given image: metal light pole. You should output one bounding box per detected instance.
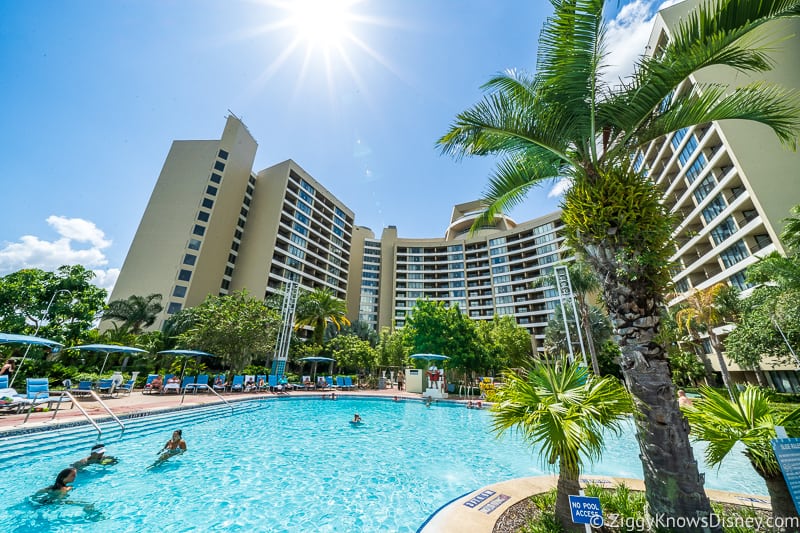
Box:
[10,289,72,387]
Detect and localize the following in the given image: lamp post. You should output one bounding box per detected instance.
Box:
[9,289,72,387]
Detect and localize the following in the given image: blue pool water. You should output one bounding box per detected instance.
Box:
[0,397,766,532]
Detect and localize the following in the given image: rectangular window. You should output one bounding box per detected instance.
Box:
[671,127,689,150]
[288,245,305,259]
[693,174,716,204]
[210,173,222,184]
[221,279,230,290]
[677,134,699,166]
[709,216,737,245]
[188,238,201,251]
[729,271,751,291]
[224,266,234,276]
[228,253,237,264]
[333,226,344,237]
[202,198,214,209]
[178,269,192,281]
[246,185,254,196]
[234,230,243,240]
[218,149,229,160]
[231,241,239,252]
[214,161,225,172]
[300,179,316,195]
[492,265,509,275]
[193,225,206,236]
[701,194,727,224]
[297,201,312,215]
[167,302,182,315]
[684,153,707,184]
[299,190,313,204]
[674,278,690,293]
[197,211,210,222]
[183,254,197,266]
[206,185,218,196]
[173,285,187,298]
[720,240,749,268]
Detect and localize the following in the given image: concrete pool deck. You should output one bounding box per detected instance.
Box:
[0,387,772,532]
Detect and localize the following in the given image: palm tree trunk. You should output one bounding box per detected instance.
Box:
[758,470,799,524]
[600,279,720,532]
[579,301,601,375]
[556,461,583,533]
[710,333,735,401]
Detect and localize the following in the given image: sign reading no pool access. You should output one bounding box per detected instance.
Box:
[569,495,603,526]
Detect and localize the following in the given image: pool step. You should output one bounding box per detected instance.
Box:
[0,400,265,461]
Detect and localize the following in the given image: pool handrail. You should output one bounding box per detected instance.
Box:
[180,383,234,414]
[22,390,119,436]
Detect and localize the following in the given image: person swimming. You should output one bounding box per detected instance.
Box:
[149,429,187,469]
[74,443,118,469]
[350,414,362,424]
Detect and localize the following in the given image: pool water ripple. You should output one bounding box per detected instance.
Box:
[0,397,767,532]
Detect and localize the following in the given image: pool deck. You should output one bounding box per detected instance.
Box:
[0,386,772,532]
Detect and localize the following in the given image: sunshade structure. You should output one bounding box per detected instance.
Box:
[69,344,148,375]
[298,356,335,381]
[409,353,450,364]
[1,333,65,387]
[157,349,217,378]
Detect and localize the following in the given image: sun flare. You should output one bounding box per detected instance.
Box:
[287,0,356,49]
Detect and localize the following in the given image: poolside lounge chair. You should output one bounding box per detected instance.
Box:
[27,378,73,408]
[180,376,195,393]
[336,376,345,390]
[184,375,209,394]
[212,374,226,392]
[256,374,268,392]
[268,375,288,394]
[72,380,94,398]
[326,376,338,391]
[0,387,28,414]
[162,376,181,394]
[97,379,117,399]
[117,379,135,396]
[0,375,8,389]
[142,374,160,394]
[229,375,244,392]
[343,376,355,391]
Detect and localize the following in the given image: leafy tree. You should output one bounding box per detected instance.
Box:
[439,0,800,523]
[178,290,280,372]
[376,327,409,369]
[781,203,800,252]
[492,358,632,531]
[340,319,380,347]
[475,315,535,371]
[295,288,350,345]
[542,303,612,370]
[102,293,163,334]
[0,265,107,344]
[675,283,740,398]
[326,334,377,373]
[669,350,707,388]
[404,300,485,374]
[684,386,800,521]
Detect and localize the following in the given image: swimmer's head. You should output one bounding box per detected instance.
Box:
[90,443,106,456]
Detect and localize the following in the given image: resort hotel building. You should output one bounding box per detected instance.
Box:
[110,2,799,386]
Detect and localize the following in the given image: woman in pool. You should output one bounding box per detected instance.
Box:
[35,467,76,501]
[163,429,187,453]
[351,414,362,424]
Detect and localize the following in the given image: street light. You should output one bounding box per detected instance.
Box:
[10,289,72,387]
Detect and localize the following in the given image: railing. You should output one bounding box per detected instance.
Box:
[84,390,126,432]
[180,384,234,414]
[21,391,102,437]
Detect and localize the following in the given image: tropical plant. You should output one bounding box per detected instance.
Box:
[782,203,800,252]
[439,1,800,521]
[674,283,740,398]
[294,288,351,345]
[492,357,632,531]
[684,386,800,521]
[339,319,380,347]
[669,350,707,388]
[325,334,377,373]
[376,327,409,369]
[542,303,612,369]
[102,293,163,334]
[476,315,536,370]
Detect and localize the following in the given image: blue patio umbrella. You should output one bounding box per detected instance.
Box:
[69,344,148,375]
[1,333,64,387]
[158,349,217,378]
[409,353,450,364]
[299,356,335,380]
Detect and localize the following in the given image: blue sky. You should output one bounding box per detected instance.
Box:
[0,0,679,293]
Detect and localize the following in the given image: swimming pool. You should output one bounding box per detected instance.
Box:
[0,397,766,532]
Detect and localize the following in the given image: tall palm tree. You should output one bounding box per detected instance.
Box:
[438,0,800,524]
[675,283,740,398]
[684,386,800,521]
[782,203,800,252]
[294,288,351,345]
[492,357,631,531]
[102,293,163,334]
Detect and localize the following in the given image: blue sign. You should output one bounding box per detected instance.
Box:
[772,438,800,514]
[569,495,602,525]
[464,489,495,509]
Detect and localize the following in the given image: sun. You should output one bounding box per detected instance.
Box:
[287,0,356,49]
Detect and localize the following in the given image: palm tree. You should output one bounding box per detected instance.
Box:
[102,293,163,334]
[782,203,800,252]
[543,302,612,369]
[438,0,800,524]
[492,357,631,531]
[675,283,740,398]
[294,288,351,345]
[684,386,800,521]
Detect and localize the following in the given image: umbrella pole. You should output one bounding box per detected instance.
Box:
[99,352,111,376]
[9,344,34,389]
[181,358,188,380]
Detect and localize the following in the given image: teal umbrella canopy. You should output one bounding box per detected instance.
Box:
[0,333,63,349]
[69,344,148,374]
[299,356,335,380]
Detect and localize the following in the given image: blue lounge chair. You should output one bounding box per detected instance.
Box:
[0,375,8,389]
[336,376,345,390]
[343,376,355,390]
[180,376,195,393]
[143,374,160,394]
[256,374,268,392]
[212,374,226,392]
[326,376,338,390]
[185,375,209,394]
[117,379,135,396]
[73,380,94,398]
[27,378,73,408]
[230,375,244,392]
[97,379,117,398]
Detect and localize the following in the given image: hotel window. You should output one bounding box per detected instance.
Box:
[754,233,772,250]
[221,280,230,290]
[202,198,214,209]
[231,241,239,252]
[210,173,222,184]
[197,211,210,222]
[296,213,309,225]
[684,153,708,184]
[677,135,699,166]
[294,223,308,236]
[290,234,307,247]
[234,229,243,240]
[701,194,727,224]
[167,302,182,315]
[710,216,737,245]
[188,238,201,251]
[297,201,312,215]
[193,225,206,236]
[674,278,690,293]
[183,254,197,266]
[237,218,246,229]
[218,149,229,160]
[228,253,237,264]
[173,285,187,298]
[729,271,751,291]
[720,239,749,268]
[299,190,313,204]
[288,245,305,259]
[224,266,234,276]
[214,161,225,172]
[693,175,716,204]
[246,185,254,196]
[333,226,344,237]
[178,269,192,281]
[249,176,256,186]
[243,196,251,206]
[206,185,218,196]
[671,127,689,150]
[492,265,509,275]
[300,179,316,195]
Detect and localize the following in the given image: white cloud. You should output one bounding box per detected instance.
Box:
[603,0,657,85]
[547,178,571,198]
[0,216,119,293]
